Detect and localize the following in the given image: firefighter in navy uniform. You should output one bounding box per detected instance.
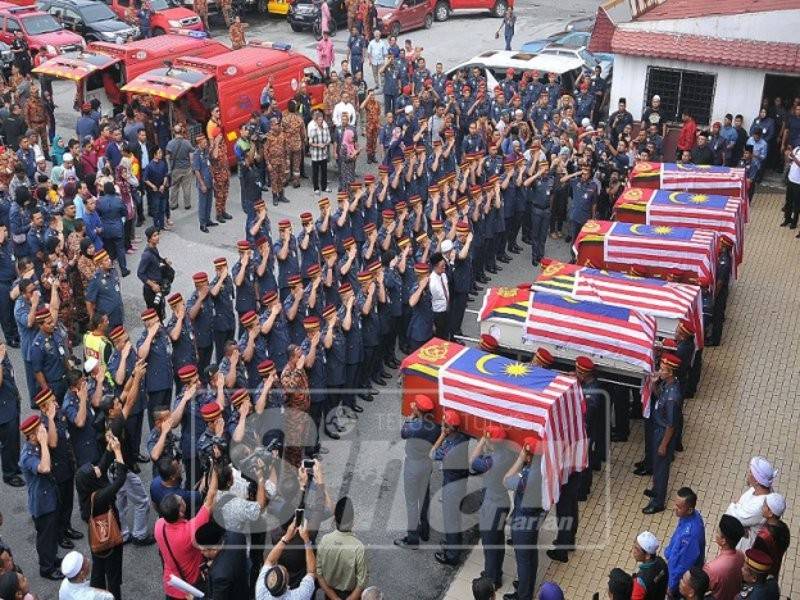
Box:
[470,424,517,590]
[674,319,699,399]
[504,437,546,600]
[575,356,606,499]
[0,342,23,487]
[19,414,62,579]
[711,237,733,346]
[136,307,174,426]
[394,394,440,549]
[187,272,215,380]
[166,293,198,394]
[432,409,470,566]
[197,401,227,475]
[210,257,236,363]
[29,307,70,404]
[32,386,82,551]
[642,353,683,514]
[85,249,125,329]
[528,165,555,266]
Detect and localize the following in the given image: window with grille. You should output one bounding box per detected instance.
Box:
[645,67,716,125]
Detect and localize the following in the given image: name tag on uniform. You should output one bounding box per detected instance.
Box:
[584,193,588,199]
[114,284,120,292]
[58,346,65,357]
[546,190,551,196]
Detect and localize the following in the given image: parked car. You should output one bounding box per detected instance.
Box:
[432,0,508,22]
[0,4,84,62]
[100,0,203,35]
[376,0,433,37]
[538,44,613,81]
[287,0,347,35]
[446,50,587,96]
[38,0,139,42]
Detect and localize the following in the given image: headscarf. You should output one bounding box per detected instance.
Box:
[75,460,110,522]
[750,456,776,488]
[538,582,565,600]
[341,129,357,158]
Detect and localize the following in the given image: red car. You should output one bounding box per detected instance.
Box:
[0,5,84,62]
[376,0,433,37]
[101,0,203,35]
[433,0,510,21]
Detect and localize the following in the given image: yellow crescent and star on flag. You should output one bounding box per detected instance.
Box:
[475,354,532,377]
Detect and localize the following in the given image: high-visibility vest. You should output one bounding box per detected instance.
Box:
[83,332,116,389]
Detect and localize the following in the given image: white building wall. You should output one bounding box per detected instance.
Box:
[622,10,800,44]
[608,54,766,125]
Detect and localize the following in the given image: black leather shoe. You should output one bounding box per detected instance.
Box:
[642,503,665,515]
[495,265,503,272]
[509,247,521,255]
[324,428,340,440]
[378,370,391,379]
[3,475,24,487]
[546,548,569,563]
[6,339,19,349]
[132,534,156,546]
[371,377,387,386]
[473,285,484,293]
[216,213,228,222]
[676,443,684,452]
[634,466,653,476]
[64,528,84,540]
[40,569,64,581]
[207,221,219,227]
[486,266,498,274]
[634,460,645,469]
[780,220,790,227]
[611,434,628,442]
[498,255,511,263]
[59,538,75,549]
[137,452,149,464]
[393,537,419,549]
[434,551,459,566]
[385,359,400,369]
[419,528,430,542]
[503,593,519,600]
[358,393,374,402]
[478,275,490,284]
[643,489,655,498]
[120,268,131,278]
[200,225,209,233]
[222,212,233,220]
[350,404,364,413]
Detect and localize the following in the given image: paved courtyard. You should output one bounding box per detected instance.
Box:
[447,189,800,599]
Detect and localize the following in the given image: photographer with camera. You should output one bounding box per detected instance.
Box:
[137,226,173,321]
[257,518,316,600]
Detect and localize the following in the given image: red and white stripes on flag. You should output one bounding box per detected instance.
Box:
[647,197,743,278]
[438,347,587,509]
[660,165,749,221]
[603,222,718,285]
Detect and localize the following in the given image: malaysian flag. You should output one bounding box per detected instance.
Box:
[660,163,748,221]
[615,188,744,276]
[602,222,717,284]
[439,346,587,508]
[533,261,704,348]
[524,291,657,374]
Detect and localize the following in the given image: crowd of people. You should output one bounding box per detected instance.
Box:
[0,7,795,600]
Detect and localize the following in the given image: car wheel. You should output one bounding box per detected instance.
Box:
[492,0,506,17]
[390,21,400,37]
[152,27,165,36]
[434,0,449,21]
[290,23,302,32]
[424,12,433,28]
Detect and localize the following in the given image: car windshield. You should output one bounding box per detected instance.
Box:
[376,0,401,7]
[150,0,171,10]
[80,3,117,21]
[21,14,62,34]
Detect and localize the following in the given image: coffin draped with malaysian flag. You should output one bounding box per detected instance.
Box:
[400,338,587,508]
[574,220,717,286]
[613,187,744,273]
[628,162,748,221]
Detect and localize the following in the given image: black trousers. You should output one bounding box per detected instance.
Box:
[143,285,165,321]
[213,328,235,364]
[553,472,580,549]
[0,280,18,342]
[197,345,213,382]
[449,292,468,337]
[91,543,123,600]
[361,345,377,386]
[610,384,630,439]
[784,180,800,225]
[344,362,361,408]
[125,411,145,459]
[312,159,328,192]
[306,398,326,455]
[383,316,399,362]
[57,477,74,537]
[0,415,21,479]
[147,389,172,429]
[34,510,58,573]
[434,311,450,340]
